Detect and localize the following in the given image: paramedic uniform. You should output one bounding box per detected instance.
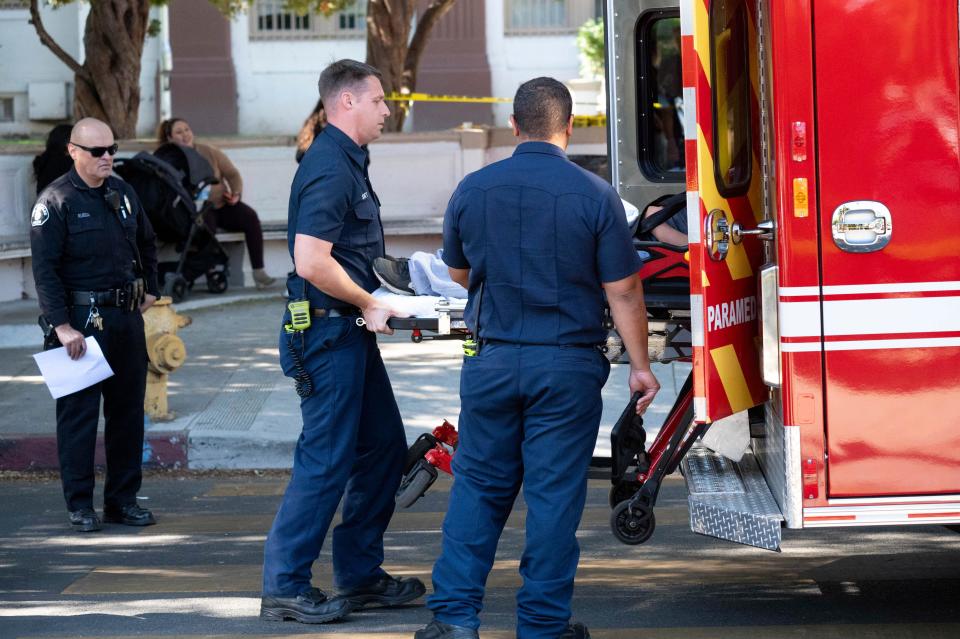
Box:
[428,141,641,638]
[262,124,407,596]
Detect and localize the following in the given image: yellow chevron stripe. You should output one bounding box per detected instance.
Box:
[694,0,710,66]
[696,128,753,281]
[710,343,754,413]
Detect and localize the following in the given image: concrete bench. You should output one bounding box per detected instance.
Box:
[0,216,446,301]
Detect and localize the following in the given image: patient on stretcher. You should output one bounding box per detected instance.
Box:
[372,194,689,301]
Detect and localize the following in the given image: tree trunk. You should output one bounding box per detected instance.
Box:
[75,1,151,138]
[30,0,149,138]
[366,0,456,131]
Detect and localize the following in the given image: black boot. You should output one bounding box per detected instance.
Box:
[260,587,352,624]
[337,574,426,609]
[414,619,480,639]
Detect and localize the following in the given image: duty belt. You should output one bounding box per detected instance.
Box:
[313,306,361,318]
[69,289,131,309]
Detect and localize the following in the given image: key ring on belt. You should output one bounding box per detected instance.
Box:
[355,317,366,327]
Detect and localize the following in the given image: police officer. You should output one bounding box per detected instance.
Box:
[416,78,661,639]
[260,60,425,625]
[31,117,160,533]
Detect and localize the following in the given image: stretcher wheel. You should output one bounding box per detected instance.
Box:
[611,500,655,545]
[608,482,641,509]
[395,460,438,508]
[206,270,228,294]
[404,433,438,474]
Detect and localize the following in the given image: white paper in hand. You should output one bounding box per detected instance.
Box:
[33,336,115,399]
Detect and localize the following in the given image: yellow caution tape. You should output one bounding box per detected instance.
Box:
[385,92,511,104]
[573,114,606,127]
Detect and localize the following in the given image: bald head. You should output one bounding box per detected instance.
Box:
[68,117,117,187]
[70,118,114,146]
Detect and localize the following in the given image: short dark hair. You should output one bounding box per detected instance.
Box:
[512,77,573,139]
[318,59,383,105]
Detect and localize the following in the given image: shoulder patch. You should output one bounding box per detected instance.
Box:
[31,202,49,227]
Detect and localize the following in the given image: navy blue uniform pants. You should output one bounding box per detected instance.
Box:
[56,306,147,512]
[428,342,610,638]
[262,317,406,596]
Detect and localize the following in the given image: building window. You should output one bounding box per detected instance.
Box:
[710,0,752,197]
[0,97,13,122]
[505,0,601,36]
[636,11,684,182]
[249,0,366,40]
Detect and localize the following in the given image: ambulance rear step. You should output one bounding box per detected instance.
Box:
[680,442,784,551]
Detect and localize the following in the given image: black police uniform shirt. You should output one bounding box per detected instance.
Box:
[442,141,641,346]
[286,123,384,310]
[30,167,160,328]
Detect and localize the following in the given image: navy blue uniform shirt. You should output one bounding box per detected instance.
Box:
[286,124,384,308]
[30,167,159,328]
[442,141,641,345]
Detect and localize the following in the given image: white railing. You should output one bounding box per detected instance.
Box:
[249,0,366,40]
[504,0,600,36]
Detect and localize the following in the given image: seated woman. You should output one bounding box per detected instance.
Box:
[157,117,276,288]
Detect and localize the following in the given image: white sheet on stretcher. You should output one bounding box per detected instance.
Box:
[373,287,449,318]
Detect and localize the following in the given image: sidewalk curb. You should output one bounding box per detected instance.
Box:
[0,430,188,471]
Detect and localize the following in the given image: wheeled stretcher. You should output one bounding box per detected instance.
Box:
[388,239,699,546]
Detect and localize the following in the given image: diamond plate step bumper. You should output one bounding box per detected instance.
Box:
[680,442,784,551]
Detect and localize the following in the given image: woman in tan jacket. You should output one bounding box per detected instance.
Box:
[158,118,276,288]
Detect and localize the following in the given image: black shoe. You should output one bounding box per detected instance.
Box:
[68,508,101,532]
[102,503,156,526]
[414,619,479,639]
[558,622,591,639]
[260,587,352,624]
[373,256,415,295]
[338,573,426,609]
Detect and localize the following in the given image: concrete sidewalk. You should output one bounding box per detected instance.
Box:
[0,289,690,470]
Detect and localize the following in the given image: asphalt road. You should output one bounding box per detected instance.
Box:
[1,471,960,638]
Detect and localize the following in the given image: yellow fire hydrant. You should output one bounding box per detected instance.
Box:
[142,297,191,421]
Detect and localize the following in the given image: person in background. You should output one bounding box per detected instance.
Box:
[157,118,277,288]
[33,123,75,195]
[295,98,326,164]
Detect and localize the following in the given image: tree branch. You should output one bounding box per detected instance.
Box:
[404,0,456,79]
[29,0,90,81]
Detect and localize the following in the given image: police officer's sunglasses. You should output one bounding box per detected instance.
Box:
[70,141,119,158]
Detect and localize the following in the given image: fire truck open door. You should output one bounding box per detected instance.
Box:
[813,0,960,498]
[685,0,768,424]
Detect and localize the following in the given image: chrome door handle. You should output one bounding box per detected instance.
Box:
[705,210,774,262]
[831,201,892,252]
[731,219,775,244]
[704,209,730,261]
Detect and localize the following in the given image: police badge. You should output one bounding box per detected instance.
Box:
[31,202,49,227]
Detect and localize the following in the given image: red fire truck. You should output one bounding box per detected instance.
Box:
[605,0,960,551]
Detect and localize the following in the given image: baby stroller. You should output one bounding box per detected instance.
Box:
[114,143,229,302]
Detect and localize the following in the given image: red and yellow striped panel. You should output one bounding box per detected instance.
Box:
[683,0,767,423]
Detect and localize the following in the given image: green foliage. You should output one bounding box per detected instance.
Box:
[576,17,604,79]
[207,0,355,18]
[43,0,354,18]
